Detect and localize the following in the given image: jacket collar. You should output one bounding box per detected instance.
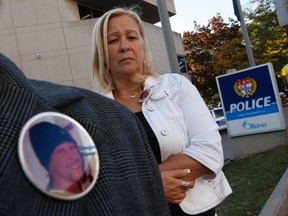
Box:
[144,75,172,100]
[144,76,159,89]
[104,91,114,100]
[104,75,171,101]
[103,76,160,101]
[31,80,84,109]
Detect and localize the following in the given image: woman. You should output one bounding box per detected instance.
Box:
[91,7,232,216]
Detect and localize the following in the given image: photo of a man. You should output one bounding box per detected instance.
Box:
[29,121,94,195]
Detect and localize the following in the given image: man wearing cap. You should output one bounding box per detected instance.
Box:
[0,53,170,216]
[29,121,93,194]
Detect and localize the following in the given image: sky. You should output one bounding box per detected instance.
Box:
[156,0,250,34]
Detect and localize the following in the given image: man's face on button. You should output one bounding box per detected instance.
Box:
[49,142,83,189]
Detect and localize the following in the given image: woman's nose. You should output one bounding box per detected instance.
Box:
[120,46,130,52]
[119,39,130,52]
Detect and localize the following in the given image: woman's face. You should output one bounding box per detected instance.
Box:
[107,14,145,79]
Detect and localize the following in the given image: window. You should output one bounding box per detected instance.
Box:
[214,108,224,118]
[77,4,104,20]
[177,55,187,73]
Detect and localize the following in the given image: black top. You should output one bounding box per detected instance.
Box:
[135,111,161,163]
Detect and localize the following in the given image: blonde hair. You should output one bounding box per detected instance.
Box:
[91,7,156,93]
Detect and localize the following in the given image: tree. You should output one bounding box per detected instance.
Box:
[183,15,242,104]
[183,0,288,104]
[245,0,288,90]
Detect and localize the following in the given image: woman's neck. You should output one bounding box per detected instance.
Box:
[113,88,141,99]
[113,81,143,100]
[112,84,143,113]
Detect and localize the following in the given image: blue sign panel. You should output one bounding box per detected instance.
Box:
[216,63,286,137]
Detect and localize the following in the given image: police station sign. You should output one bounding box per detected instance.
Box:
[216,63,286,137]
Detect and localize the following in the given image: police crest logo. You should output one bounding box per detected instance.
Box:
[233,77,257,98]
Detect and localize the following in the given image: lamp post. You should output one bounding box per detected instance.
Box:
[156,0,180,73]
[233,0,256,67]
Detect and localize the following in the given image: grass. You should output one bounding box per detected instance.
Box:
[215,143,288,216]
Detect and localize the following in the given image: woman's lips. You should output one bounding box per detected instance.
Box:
[120,57,133,62]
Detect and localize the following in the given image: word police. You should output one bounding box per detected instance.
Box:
[230,96,271,113]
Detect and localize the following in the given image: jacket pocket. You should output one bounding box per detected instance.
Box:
[149,87,183,119]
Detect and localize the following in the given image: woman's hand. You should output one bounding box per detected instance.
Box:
[161,169,195,204]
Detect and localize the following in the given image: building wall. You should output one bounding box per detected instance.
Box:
[144,0,176,14]
[0,0,185,90]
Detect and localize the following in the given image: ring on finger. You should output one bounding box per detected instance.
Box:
[181,180,190,190]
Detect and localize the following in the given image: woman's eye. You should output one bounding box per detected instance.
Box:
[128,36,137,40]
[108,38,118,43]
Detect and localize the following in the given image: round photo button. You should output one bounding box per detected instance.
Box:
[18,112,99,200]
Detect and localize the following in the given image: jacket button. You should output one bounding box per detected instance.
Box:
[161,129,168,136]
[148,106,154,111]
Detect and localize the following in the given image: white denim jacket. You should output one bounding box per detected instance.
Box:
[105,73,232,214]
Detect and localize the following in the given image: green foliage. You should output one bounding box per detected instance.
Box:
[183,16,242,103]
[183,0,288,103]
[246,0,288,91]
